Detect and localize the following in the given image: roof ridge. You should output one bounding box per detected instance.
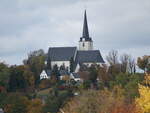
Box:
[49,46,77,48]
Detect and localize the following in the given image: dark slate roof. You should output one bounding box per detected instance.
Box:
[45,70,51,76]
[48,47,77,61]
[75,50,105,64]
[82,10,89,38]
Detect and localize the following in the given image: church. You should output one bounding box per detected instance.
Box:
[40,10,105,80]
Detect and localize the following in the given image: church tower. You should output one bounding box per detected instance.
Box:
[79,10,93,51]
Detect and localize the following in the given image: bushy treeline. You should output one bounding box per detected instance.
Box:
[0,49,45,92]
[61,51,150,113]
[0,49,73,113]
[0,49,149,113]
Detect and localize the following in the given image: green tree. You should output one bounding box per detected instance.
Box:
[23,66,35,92]
[109,73,144,101]
[24,49,45,86]
[137,55,150,73]
[43,87,72,113]
[70,57,74,73]
[4,93,29,113]
[47,56,51,70]
[82,80,91,89]
[8,66,27,92]
[51,65,60,80]
[88,65,98,84]
[0,62,10,89]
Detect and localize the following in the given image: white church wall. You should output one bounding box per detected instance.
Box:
[75,62,104,73]
[83,62,101,66]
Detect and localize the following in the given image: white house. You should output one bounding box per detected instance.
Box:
[40,70,50,80]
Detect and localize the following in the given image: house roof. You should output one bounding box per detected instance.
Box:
[72,73,80,78]
[48,47,77,61]
[75,50,105,64]
[45,70,51,76]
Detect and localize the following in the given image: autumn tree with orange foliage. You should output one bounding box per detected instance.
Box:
[61,86,141,113]
[136,73,150,113]
[27,99,43,113]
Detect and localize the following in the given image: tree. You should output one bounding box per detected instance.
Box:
[106,50,119,65]
[39,79,51,89]
[60,64,65,70]
[78,71,90,81]
[4,93,29,113]
[0,62,10,89]
[43,88,72,113]
[23,66,35,92]
[8,66,27,92]
[137,55,150,73]
[82,80,91,89]
[70,57,74,73]
[109,73,144,100]
[47,56,51,70]
[88,64,98,84]
[62,87,126,113]
[27,99,43,113]
[128,56,136,74]
[120,54,129,73]
[97,64,109,85]
[24,49,45,86]
[51,65,60,81]
[106,50,121,79]
[136,84,150,113]
[107,64,121,79]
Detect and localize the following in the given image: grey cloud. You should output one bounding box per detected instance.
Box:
[0,0,150,64]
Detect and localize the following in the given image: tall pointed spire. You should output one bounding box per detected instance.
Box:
[79,10,93,50]
[82,10,89,38]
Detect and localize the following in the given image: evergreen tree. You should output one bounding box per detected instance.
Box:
[8,66,27,92]
[70,57,74,73]
[60,64,65,70]
[24,49,45,86]
[52,65,60,80]
[47,56,51,70]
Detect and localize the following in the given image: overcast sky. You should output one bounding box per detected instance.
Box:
[0,0,150,65]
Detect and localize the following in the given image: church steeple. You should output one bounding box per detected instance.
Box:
[82,10,89,38]
[79,10,93,51]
